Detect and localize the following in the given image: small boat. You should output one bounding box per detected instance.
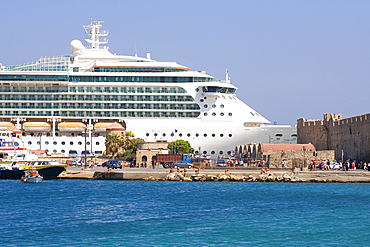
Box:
[21,169,43,183]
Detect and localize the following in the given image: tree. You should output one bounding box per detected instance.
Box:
[105,131,142,159]
[168,140,194,154]
[105,133,124,158]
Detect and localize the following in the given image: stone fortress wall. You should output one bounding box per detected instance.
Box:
[297,113,370,161]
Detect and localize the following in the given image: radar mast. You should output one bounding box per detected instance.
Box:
[83,18,109,50]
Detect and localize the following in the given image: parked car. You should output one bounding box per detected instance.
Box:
[66,160,78,166]
[170,160,193,169]
[217,159,227,167]
[102,160,122,169]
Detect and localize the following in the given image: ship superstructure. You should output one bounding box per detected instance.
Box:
[0,19,296,157]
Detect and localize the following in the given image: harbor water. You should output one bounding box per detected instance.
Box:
[2,179,370,246]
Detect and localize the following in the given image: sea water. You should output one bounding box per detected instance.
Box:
[1,179,370,246]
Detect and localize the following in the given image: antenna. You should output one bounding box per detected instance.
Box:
[135,44,138,57]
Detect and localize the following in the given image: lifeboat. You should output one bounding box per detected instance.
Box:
[22,122,51,132]
[58,122,86,132]
[94,122,125,132]
[0,122,14,130]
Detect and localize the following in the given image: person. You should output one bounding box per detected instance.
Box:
[351,161,356,170]
[281,159,287,168]
[183,168,187,177]
[240,160,244,167]
[151,160,155,169]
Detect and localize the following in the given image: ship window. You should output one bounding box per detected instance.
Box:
[195,133,199,137]
[219,151,223,155]
[200,99,204,102]
[37,141,40,145]
[203,151,207,154]
[53,141,57,145]
[28,141,32,145]
[220,134,224,137]
[53,150,57,153]
[61,141,65,145]
[187,133,191,137]
[45,141,49,145]
[162,133,166,137]
[229,134,232,137]
[70,142,74,145]
[204,104,208,108]
[78,141,82,145]
[212,113,216,116]
[212,134,215,137]
[227,151,232,155]
[212,104,216,108]
[220,113,224,116]
[228,113,232,116]
[61,150,65,153]
[154,133,158,137]
[211,151,215,154]
[179,133,182,137]
[204,134,207,137]
[275,134,283,137]
[96,142,100,145]
[171,133,174,137]
[146,133,149,137]
[204,113,208,116]
[87,142,91,145]
[220,104,224,108]
[291,134,297,137]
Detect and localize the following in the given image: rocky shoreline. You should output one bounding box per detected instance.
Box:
[58,168,370,183]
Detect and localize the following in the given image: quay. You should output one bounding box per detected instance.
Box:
[58,166,370,183]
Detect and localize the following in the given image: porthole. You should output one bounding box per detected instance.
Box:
[28,141,32,145]
[163,133,166,137]
[78,141,82,145]
[204,134,207,137]
[212,112,216,116]
[220,104,224,108]
[227,151,232,155]
[22,132,26,136]
[30,133,34,137]
[212,134,215,137]
[61,141,65,145]
[96,142,100,145]
[204,113,208,116]
[211,151,215,154]
[195,133,199,137]
[146,133,149,137]
[203,151,207,154]
[204,104,208,108]
[46,133,51,136]
[200,99,204,102]
[70,141,74,145]
[45,141,49,145]
[220,112,224,116]
[37,141,40,145]
[212,104,216,108]
[61,150,65,153]
[87,142,90,145]
[179,133,183,137]
[195,151,199,154]
[228,113,232,116]
[171,133,174,137]
[53,141,57,145]
[204,97,207,99]
[220,134,224,137]
[229,134,232,137]
[154,133,158,137]
[53,149,57,153]
[219,151,223,155]
[187,133,191,137]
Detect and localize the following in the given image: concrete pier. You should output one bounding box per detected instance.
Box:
[58,166,370,183]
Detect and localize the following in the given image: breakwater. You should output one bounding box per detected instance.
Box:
[58,168,370,183]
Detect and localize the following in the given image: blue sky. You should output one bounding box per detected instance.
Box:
[1,0,369,125]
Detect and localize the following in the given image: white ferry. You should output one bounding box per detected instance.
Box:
[0,19,296,157]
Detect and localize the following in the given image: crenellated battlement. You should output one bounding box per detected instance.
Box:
[298,113,370,161]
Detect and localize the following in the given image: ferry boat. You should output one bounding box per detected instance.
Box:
[0,19,296,158]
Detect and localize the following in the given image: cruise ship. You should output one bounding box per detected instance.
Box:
[0,19,296,158]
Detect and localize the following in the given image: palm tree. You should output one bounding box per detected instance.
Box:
[105,133,123,158]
